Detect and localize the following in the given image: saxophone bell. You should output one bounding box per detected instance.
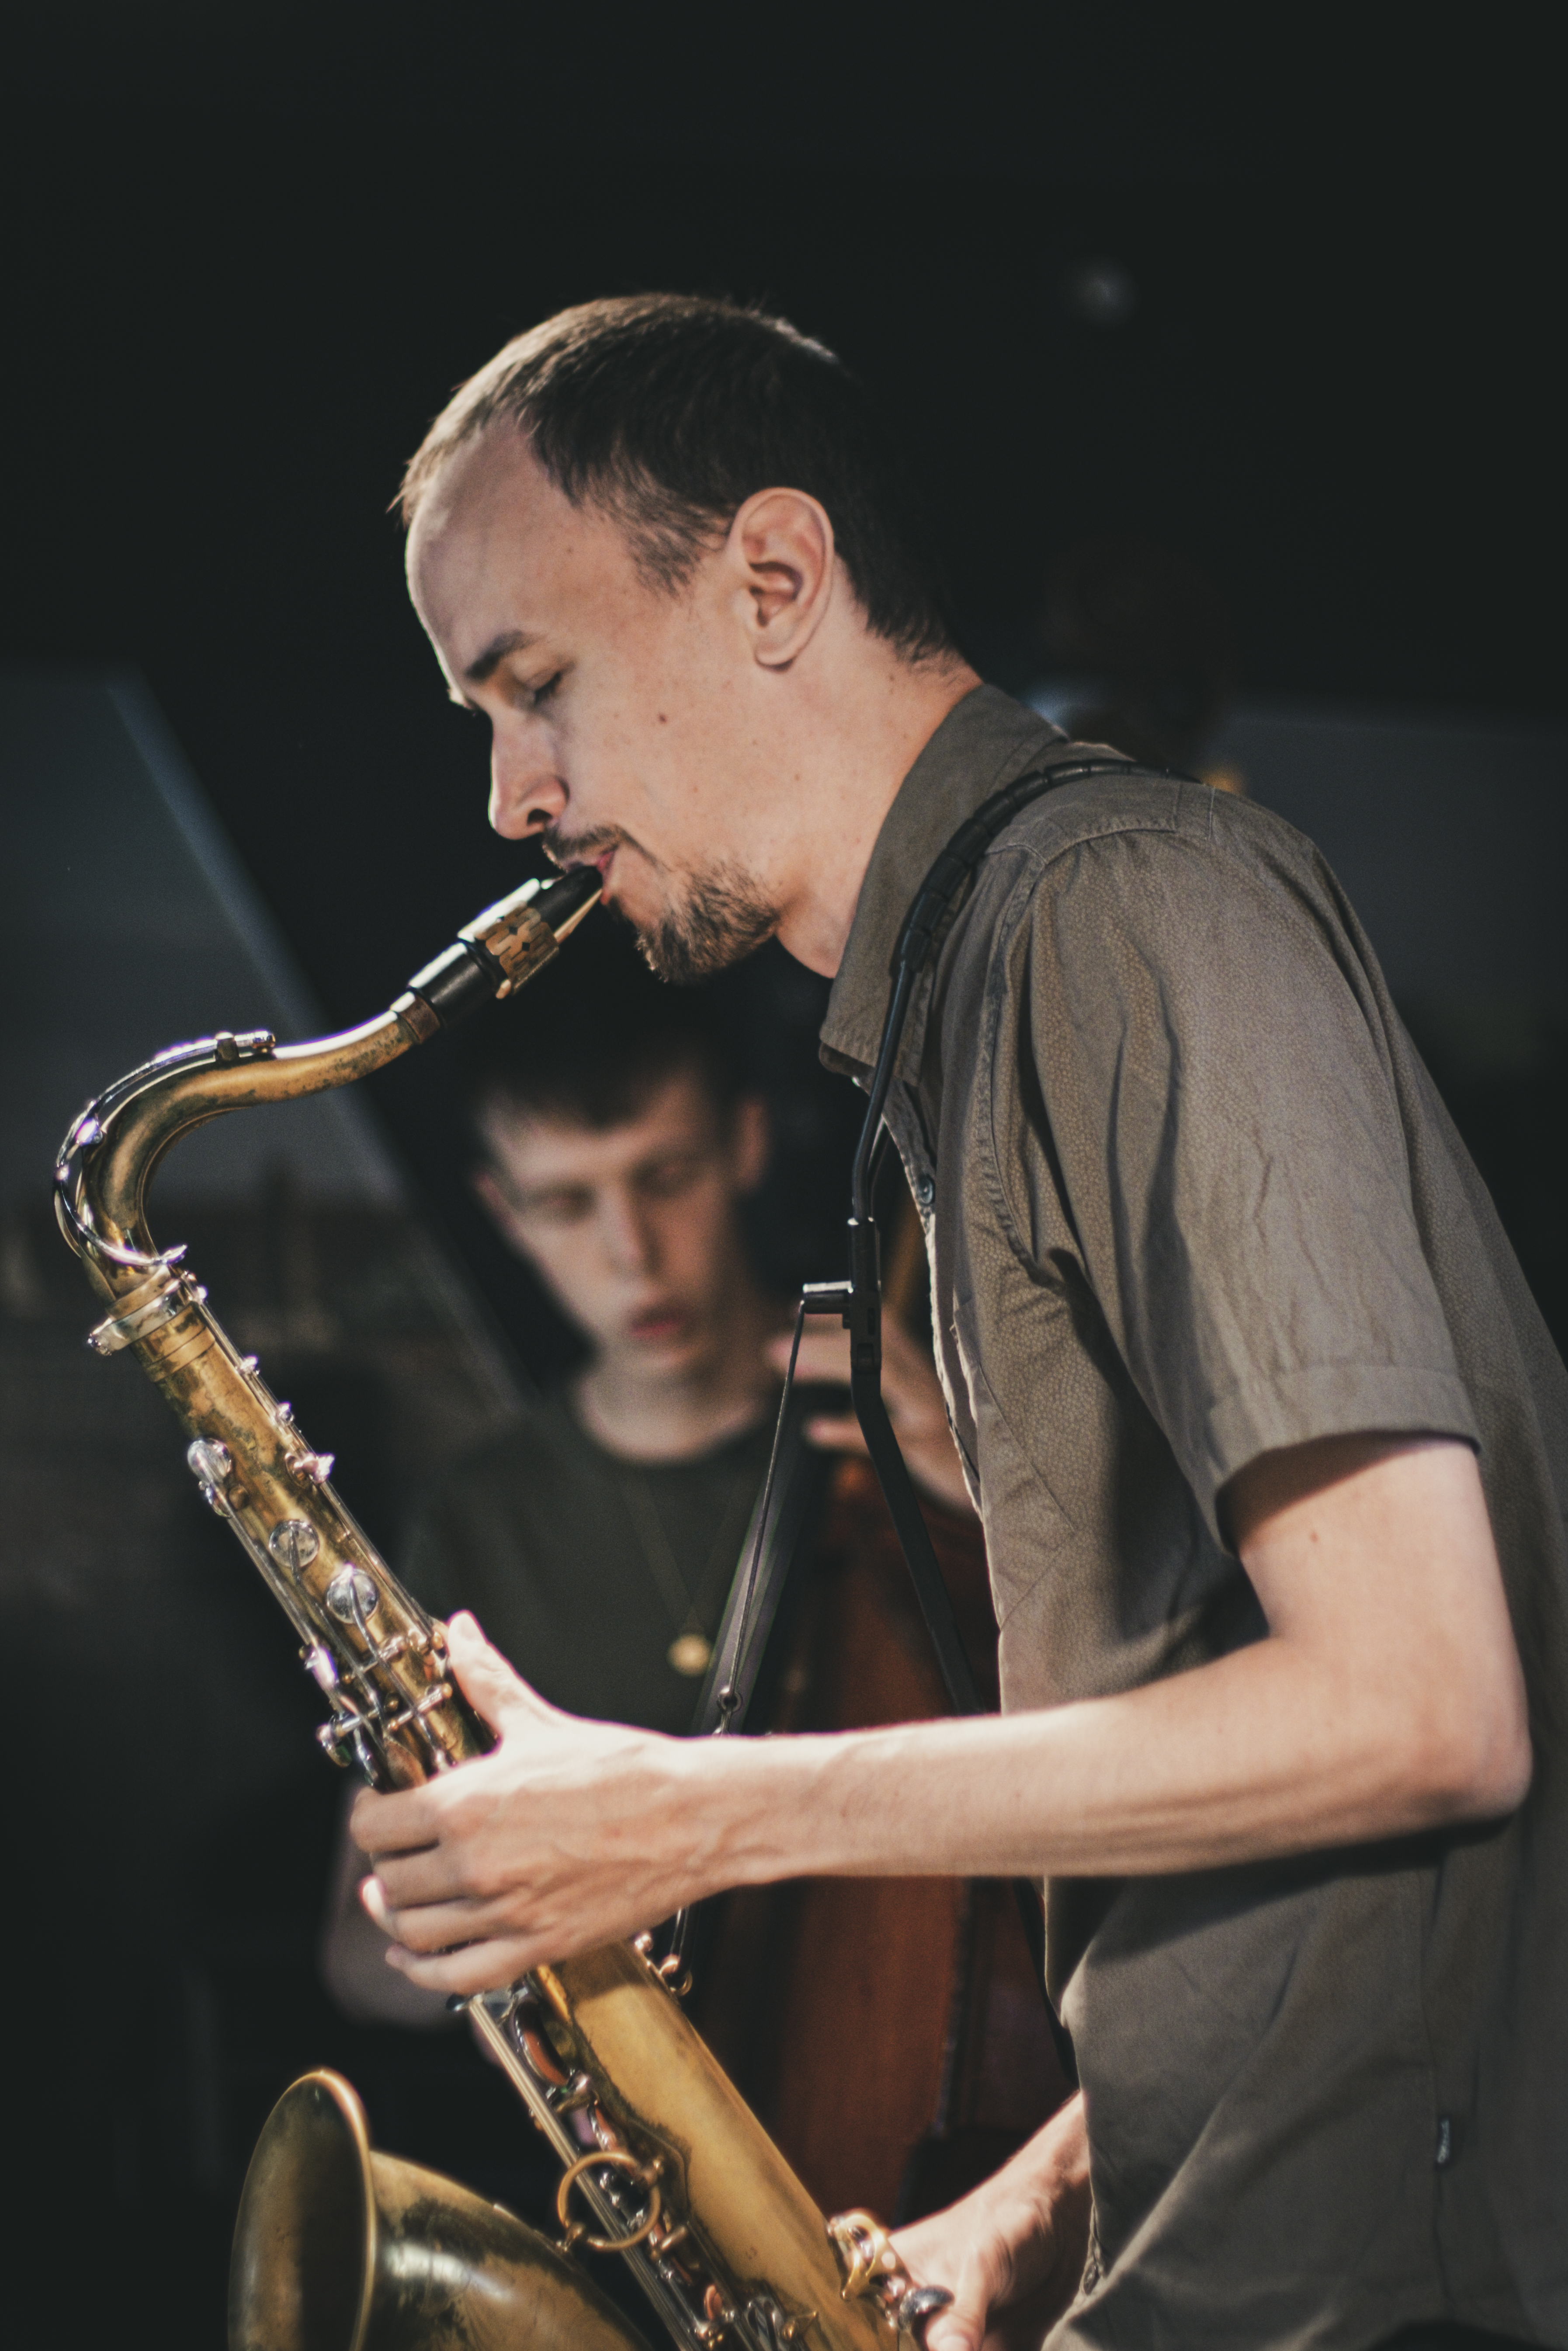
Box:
[230,2068,653,2351]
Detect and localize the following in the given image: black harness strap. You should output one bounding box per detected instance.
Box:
[840,759,1139,1715]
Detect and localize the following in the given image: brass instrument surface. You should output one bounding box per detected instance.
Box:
[57,864,933,2351]
[232,2068,652,2351]
[538,1942,889,2351]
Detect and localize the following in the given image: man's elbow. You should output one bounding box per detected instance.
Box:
[1404,1675,1533,1826]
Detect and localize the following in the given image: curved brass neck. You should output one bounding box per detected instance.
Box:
[55,865,600,1286]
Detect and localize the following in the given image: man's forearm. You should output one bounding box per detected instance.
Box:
[673,1434,1529,1894]
[672,1634,1503,1895]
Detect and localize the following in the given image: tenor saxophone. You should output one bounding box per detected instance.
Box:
[55,868,937,2351]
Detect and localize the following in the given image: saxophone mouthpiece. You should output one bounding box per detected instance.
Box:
[535,864,604,938]
[400,866,602,1033]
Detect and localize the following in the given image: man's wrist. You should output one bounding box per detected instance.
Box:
[669,1723,842,1894]
[1014,2091,1089,2209]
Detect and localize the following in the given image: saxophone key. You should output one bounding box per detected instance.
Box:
[187,1438,232,1485]
[268,1519,320,1574]
[186,1436,234,1511]
[325,1566,378,1625]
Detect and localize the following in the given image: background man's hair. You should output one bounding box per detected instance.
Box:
[400,292,954,661]
[457,931,749,1147]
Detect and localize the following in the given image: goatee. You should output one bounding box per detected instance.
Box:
[630,861,782,985]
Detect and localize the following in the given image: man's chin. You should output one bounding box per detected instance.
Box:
[631,884,781,986]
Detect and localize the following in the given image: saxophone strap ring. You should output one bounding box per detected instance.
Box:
[556,2147,666,2254]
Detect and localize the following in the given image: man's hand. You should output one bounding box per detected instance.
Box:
[767,1317,975,1516]
[353,1613,728,1994]
[892,2097,1091,2351]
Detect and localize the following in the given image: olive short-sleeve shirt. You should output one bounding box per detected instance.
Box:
[821,686,1568,2350]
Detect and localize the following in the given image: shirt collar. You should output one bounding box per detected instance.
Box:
[819,683,1065,1079]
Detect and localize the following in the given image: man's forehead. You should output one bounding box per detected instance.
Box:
[412,423,554,547]
[409,436,555,632]
[407,427,627,675]
[484,1069,719,1182]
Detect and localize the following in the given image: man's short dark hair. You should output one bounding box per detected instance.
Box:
[400,293,954,662]
[458,933,748,1147]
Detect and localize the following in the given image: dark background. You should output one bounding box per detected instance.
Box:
[3,9,1564,2347]
[6,9,1562,1342]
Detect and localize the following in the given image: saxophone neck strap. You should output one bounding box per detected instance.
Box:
[852,756,1141,1217]
[841,755,1141,1691]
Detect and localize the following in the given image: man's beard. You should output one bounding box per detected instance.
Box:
[633,858,782,985]
[545,827,780,985]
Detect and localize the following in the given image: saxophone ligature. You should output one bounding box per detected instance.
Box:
[56,866,944,2351]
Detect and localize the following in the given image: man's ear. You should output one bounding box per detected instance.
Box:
[728,1095,772,1195]
[725,488,836,669]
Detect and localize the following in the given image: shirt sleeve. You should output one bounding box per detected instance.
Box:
[1010,822,1479,1534]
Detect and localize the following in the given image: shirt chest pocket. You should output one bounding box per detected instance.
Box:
[949,1289,1075,1631]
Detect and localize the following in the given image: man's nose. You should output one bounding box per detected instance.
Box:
[489,730,567,840]
[600,1190,659,1277]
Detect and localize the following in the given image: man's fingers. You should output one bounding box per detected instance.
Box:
[364,1841,485,1908]
[444,1610,538,1733]
[349,1779,441,1860]
[362,1872,531,1957]
[360,1873,468,1943]
[919,2257,991,2351]
[921,2309,977,2351]
[385,1933,539,1999]
[373,1890,512,1953]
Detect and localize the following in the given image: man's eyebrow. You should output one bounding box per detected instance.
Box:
[463,627,539,684]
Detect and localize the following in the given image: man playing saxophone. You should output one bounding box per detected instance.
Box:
[348,296,1565,2351]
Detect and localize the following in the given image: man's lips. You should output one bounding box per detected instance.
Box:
[549,839,617,880]
[552,846,616,900]
[630,1306,688,1342]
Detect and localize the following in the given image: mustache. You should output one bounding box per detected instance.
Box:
[539,822,666,877]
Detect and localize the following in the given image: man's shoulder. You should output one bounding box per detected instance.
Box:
[992,758,1310,871]
[932,763,1368,1062]
[969,762,1333,944]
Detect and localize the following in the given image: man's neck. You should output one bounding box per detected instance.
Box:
[771,654,981,978]
[573,1276,778,1464]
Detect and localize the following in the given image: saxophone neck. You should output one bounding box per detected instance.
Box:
[56,866,601,1286]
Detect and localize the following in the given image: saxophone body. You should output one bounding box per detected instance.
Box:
[56,869,926,2351]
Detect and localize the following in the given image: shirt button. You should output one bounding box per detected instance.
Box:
[914,1171,935,1208]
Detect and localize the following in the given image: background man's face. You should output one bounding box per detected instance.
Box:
[407,432,784,980]
[475,1066,768,1377]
